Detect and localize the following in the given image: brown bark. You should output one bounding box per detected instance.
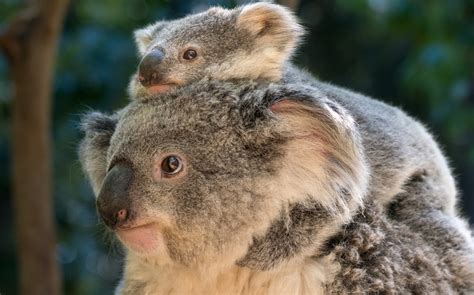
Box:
[0,0,69,294]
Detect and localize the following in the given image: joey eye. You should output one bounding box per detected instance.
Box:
[161,155,183,175]
[183,49,197,60]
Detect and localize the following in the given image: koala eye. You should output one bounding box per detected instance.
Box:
[161,155,183,176]
[183,49,198,60]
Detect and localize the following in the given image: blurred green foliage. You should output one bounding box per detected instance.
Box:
[0,0,473,294]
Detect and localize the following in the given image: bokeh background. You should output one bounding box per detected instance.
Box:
[0,0,473,294]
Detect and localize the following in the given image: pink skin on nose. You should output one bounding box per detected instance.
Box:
[117,209,127,222]
[116,223,163,254]
[135,74,178,94]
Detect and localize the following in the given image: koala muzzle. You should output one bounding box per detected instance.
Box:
[97,162,134,229]
[138,49,165,87]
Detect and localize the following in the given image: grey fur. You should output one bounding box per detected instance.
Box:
[79,80,474,294]
[285,65,459,215]
[129,3,458,220]
[325,199,474,294]
[78,3,474,293]
[128,3,303,98]
[78,111,118,194]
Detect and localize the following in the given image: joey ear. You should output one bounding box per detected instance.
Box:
[134,22,166,55]
[134,27,153,55]
[79,111,118,195]
[236,3,304,54]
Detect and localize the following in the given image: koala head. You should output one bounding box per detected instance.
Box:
[129,3,304,99]
[79,80,368,270]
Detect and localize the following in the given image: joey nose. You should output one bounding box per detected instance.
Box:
[97,162,134,229]
[138,49,165,87]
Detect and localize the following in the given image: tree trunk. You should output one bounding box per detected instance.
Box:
[0,0,69,294]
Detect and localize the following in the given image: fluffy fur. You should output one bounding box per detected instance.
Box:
[79,80,474,294]
[79,111,118,194]
[128,3,304,98]
[78,2,474,293]
[128,3,459,220]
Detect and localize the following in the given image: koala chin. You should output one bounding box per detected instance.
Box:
[79,80,474,294]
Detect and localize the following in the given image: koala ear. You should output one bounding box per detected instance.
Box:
[80,111,117,137]
[238,85,313,126]
[256,85,368,217]
[79,112,118,195]
[236,3,304,55]
[134,22,166,55]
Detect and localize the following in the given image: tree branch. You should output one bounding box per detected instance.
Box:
[0,8,38,63]
[0,0,69,294]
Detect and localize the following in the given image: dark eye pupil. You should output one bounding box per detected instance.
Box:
[183,49,197,60]
[161,156,181,174]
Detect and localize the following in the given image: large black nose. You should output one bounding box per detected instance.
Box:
[138,49,165,87]
[96,162,134,229]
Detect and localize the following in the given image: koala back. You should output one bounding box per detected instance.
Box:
[283,64,458,214]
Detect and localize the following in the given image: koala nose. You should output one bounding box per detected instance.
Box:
[96,162,134,229]
[138,49,165,87]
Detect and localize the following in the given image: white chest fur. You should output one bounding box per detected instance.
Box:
[120,254,339,295]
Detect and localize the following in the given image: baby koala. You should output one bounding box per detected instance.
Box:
[128,2,303,97]
[127,3,461,220]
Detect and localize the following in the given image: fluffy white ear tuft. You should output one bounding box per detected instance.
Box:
[134,26,153,55]
[133,22,166,55]
[268,95,369,218]
[236,3,304,54]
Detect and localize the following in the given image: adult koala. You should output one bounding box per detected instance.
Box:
[79,79,474,294]
[129,2,462,226]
